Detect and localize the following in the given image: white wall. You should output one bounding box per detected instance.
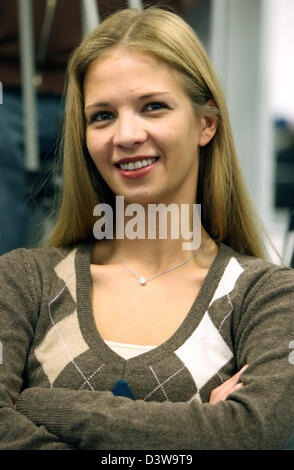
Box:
[267,0,294,124]
[210,0,294,261]
[210,0,273,228]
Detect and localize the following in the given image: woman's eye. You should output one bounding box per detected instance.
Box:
[90,111,114,123]
[144,102,168,112]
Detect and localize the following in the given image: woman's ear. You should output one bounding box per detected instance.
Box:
[198,114,218,147]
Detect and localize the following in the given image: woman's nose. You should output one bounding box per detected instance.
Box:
[112,114,148,148]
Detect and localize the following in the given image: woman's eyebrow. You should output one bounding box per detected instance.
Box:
[138,91,171,99]
[85,102,110,110]
[84,92,172,111]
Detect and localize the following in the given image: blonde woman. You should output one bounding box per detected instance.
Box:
[1,7,294,450]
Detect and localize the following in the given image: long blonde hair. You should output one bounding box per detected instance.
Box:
[46,6,269,259]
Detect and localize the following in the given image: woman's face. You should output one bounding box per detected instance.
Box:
[84,48,216,206]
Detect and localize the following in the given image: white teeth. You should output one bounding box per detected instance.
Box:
[119,157,156,170]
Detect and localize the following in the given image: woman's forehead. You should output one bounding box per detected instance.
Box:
[85,47,170,78]
[83,48,184,100]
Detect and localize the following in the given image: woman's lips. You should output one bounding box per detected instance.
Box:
[115,158,159,179]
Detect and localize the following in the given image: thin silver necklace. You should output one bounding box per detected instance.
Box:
[112,236,209,286]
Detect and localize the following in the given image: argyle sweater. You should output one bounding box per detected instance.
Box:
[1,241,294,450]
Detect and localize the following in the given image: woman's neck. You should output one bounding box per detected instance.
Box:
[91,226,218,275]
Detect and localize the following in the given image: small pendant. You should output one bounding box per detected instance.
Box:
[139,277,147,285]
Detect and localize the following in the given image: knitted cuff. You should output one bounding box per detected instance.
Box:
[16,387,76,439]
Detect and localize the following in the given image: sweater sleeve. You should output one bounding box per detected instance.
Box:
[16,267,294,450]
[0,249,77,450]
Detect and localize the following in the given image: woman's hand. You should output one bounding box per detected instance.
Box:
[209,365,248,405]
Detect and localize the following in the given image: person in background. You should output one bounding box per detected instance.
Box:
[0,0,82,255]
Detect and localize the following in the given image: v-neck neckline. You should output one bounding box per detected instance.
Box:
[76,241,232,371]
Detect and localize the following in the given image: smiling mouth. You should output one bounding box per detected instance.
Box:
[115,157,159,171]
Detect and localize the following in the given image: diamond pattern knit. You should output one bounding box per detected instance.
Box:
[0,242,294,449]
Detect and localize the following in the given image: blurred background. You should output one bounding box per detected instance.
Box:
[0,0,293,265]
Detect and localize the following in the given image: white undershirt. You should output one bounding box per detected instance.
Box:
[104,340,157,360]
